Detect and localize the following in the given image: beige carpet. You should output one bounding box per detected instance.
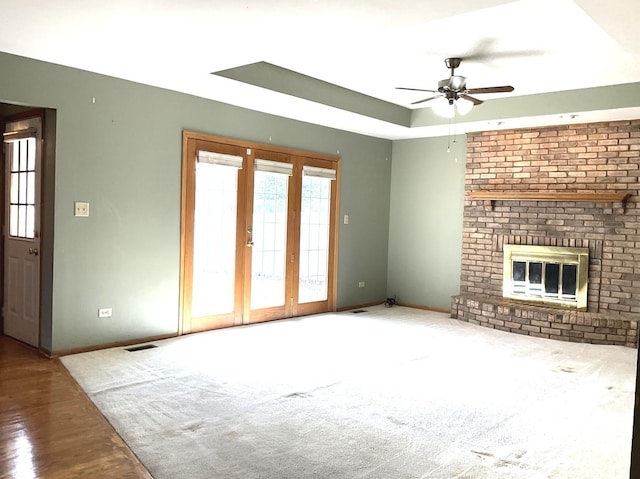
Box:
[61,306,636,478]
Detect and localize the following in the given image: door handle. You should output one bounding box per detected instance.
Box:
[247,241,254,248]
[29,248,39,256]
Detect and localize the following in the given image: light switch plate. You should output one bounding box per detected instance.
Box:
[75,201,90,217]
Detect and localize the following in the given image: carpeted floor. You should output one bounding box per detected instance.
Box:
[61,306,636,478]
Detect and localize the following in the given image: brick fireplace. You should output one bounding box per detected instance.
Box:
[451,119,640,348]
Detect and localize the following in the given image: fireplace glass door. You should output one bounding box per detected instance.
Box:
[512,260,577,302]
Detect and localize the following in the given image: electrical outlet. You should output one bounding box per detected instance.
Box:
[75,201,90,217]
[343,214,349,225]
[358,281,365,288]
[98,308,112,318]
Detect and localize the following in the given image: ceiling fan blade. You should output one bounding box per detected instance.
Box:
[462,37,547,62]
[459,94,483,106]
[465,85,514,94]
[396,87,439,93]
[411,95,441,105]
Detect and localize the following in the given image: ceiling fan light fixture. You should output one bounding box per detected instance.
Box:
[432,96,455,118]
[456,97,474,116]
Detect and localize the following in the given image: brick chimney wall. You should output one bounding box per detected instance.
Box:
[451,120,640,347]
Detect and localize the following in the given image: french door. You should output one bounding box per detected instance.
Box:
[180,132,339,334]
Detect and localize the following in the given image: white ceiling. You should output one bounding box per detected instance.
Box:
[1,0,639,139]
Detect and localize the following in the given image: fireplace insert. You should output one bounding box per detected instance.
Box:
[503,244,588,310]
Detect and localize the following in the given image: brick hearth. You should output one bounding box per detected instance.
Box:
[451,119,640,348]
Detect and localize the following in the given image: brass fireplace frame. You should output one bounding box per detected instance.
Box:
[503,244,589,310]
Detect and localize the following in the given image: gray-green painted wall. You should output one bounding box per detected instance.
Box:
[0,52,392,352]
[387,135,466,310]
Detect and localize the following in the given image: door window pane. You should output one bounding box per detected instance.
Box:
[191,162,239,317]
[9,205,18,237]
[250,171,289,309]
[299,176,331,303]
[7,138,36,239]
[10,173,19,204]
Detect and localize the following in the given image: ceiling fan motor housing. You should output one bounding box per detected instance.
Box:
[439,75,467,92]
[439,58,466,104]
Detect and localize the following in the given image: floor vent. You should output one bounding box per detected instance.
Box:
[351,310,367,313]
[125,344,158,352]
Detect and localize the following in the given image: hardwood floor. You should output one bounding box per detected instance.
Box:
[0,336,152,479]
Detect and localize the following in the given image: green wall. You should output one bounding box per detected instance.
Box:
[0,52,392,352]
[387,135,466,310]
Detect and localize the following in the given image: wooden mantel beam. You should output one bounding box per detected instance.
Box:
[468,191,632,212]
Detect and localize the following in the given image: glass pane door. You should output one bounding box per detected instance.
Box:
[9,137,37,239]
[250,170,289,309]
[299,175,332,303]
[191,162,239,317]
[182,132,339,333]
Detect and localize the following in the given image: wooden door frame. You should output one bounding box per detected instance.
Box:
[179,130,340,335]
[243,149,291,324]
[292,155,341,318]
[180,136,248,334]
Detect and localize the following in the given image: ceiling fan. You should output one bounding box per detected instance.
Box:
[397,57,514,116]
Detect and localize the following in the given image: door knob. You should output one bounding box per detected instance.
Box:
[29,248,39,256]
[247,241,254,248]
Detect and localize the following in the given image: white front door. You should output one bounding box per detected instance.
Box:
[3,117,41,347]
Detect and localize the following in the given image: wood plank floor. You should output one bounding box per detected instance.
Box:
[0,336,152,479]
